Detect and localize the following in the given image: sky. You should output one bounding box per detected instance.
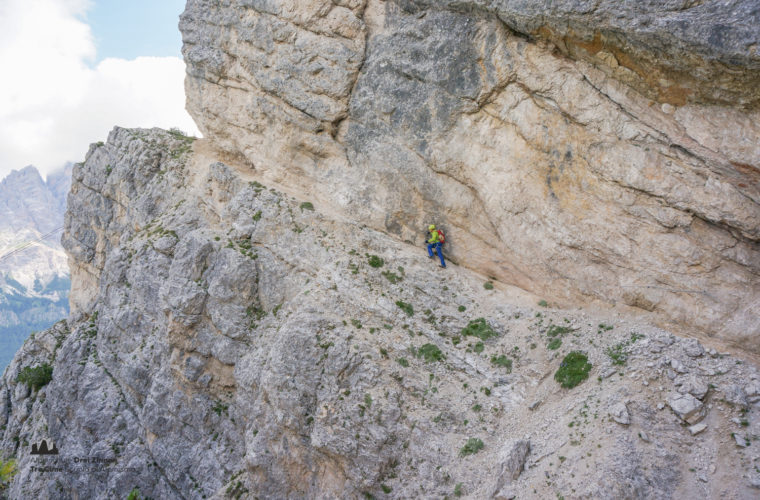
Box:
[0,0,200,180]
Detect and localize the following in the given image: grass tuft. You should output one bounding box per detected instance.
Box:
[417,343,444,363]
[554,351,592,389]
[459,438,484,457]
[367,255,384,268]
[491,355,512,371]
[395,300,414,316]
[461,318,497,340]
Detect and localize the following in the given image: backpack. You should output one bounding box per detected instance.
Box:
[436,229,445,244]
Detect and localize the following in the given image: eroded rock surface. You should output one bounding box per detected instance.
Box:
[0,128,759,498]
[181,0,760,352]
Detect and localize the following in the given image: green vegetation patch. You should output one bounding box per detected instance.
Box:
[547,325,572,337]
[491,355,512,371]
[381,270,402,283]
[461,318,497,340]
[396,357,409,367]
[396,300,414,316]
[483,281,494,290]
[0,458,17,485]
[17,363,53,391]
[299,202,314,211]
[458,305,466,312]
[367,255,384,268]
[555,351,592,389]
[547,338,562,350]
[459,437,484,457]
[417,343,444,363]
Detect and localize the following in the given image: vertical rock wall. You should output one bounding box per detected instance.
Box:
[180,0,760,351]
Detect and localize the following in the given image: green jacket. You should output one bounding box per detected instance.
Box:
[428,230,440,244]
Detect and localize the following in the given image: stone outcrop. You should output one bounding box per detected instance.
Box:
[180,0,760,353]
[1,1,760,498]
[0,127,758,498]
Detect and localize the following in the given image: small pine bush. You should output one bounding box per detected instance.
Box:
[461,318,497,340]
[17,363,53,391]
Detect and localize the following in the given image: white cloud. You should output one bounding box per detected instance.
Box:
[0,0,199,178]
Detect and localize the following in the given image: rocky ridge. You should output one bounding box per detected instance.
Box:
[0,128,758,498]
[181,0,759,352]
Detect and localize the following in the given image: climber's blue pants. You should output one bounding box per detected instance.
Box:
[427,242,446,267]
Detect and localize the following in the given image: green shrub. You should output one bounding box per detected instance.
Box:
[491,355,512,371]
[395,301,414,316]
[555,351,592,389]
[459,438,484,457]
[547,325,572,337]
[454,483,463,497]
[417,343,444,363]
[17,363,53,391]
[461,318,497,340]
[367,255,384,268]
[126,487,141,500]
[547,338,562,350]
[538,299,548,307]
[483,281,494,290]
[0,458,17,485]
[396,358,409,367]
[458,305,466,312]
[252,210,262,221]
[473,342,484,354]
[299,202,314,211]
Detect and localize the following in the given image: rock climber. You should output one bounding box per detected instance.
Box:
[426,224,446,268]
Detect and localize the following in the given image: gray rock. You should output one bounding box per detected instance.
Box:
[722,384,749,409]
[734,433,750,448]
[670,359,689,374]
[682,338,705,358]
[667,393,705,425]
[610,402,631,425]
[688,423,707,436]
[492,440,531,498]
[674,374,709,400]
[744,381,760,403]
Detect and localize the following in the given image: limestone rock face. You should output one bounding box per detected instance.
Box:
[1,127,759,498]
[180,0,760,353]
